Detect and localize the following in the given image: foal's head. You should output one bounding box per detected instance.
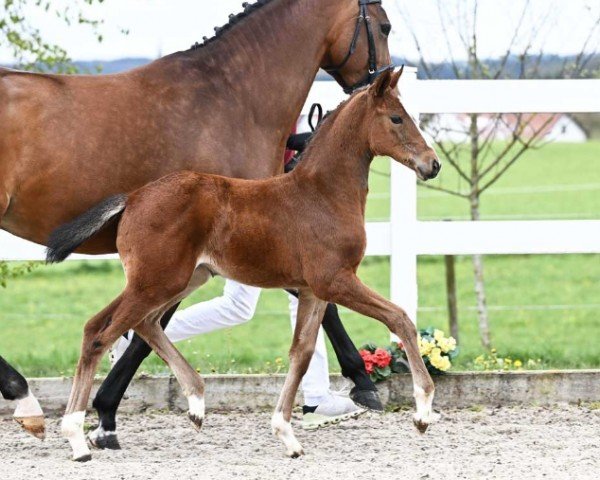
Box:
[363,68,441,181]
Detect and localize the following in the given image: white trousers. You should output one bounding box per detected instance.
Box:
[164,279,330,406]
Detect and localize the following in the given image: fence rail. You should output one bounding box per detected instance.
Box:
[2,69,600,324]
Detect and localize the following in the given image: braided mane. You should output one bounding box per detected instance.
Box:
[189,0,277,50]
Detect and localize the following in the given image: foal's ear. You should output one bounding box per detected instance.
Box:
[369,67,393,98]
[389,65,404,90]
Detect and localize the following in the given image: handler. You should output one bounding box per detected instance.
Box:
[112,120,365,430]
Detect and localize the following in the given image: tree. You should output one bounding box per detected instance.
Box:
[1,0,109,283]
[396,0,600,348]
[1,0,107,72]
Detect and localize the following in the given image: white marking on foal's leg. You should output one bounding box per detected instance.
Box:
[271,412,303,458]
[412,385,439,433]
[13,390,46,440]
[62,411,92,462]
[187,395,205,430]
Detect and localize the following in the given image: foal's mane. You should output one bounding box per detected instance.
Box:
[296,87,368,163]
[189,0,277,50]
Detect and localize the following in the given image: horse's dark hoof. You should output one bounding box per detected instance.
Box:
[88,427,121,450]
[74,453,93,462]
[350,387,384,412]
[188,412,204,431]
[413,417,429,434]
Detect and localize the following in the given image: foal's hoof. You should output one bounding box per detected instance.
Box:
[413,411,440,434]
[350,387,384,412]
[413,417,430,434]
[88,427,121,450]
[14,415,46,440]
[188,412,204,430]
[74,453,93,463]
[287,447,305,459]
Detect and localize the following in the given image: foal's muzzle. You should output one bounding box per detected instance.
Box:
[416,156,441,181]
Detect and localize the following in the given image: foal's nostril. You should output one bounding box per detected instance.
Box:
[432,159,441,173]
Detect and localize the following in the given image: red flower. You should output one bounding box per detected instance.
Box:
[372,348,392,368]
[359,349,375,374]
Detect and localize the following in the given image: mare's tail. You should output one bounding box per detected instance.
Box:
[46,194,127,263]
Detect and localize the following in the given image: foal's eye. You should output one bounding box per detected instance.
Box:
[381,23,392,36]
[390,115,403,125]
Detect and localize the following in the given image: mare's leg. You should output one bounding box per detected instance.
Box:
[89,302,180,450]
[0,356,45,439]
[287,289,382,410]
[272,290,327,457]
[0,198,44,437]
[134,320,206,429]
[318,272,437,432]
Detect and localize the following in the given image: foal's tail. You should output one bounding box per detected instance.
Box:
[46,194,127,263]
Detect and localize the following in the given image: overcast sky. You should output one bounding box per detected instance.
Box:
[1,0,598,63]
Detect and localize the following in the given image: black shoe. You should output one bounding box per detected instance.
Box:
[349,386,384,412]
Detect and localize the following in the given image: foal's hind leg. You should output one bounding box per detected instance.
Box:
[134,320,206,429]
[89,302,181,450]
[319,272,437,432]
[272,290,327,457]
[0,356,45,439]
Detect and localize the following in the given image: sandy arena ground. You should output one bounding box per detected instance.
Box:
[0,405,598,480]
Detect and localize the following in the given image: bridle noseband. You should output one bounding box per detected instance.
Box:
[324,0,394,94]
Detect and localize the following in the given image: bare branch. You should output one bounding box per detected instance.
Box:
[417,181,469,199]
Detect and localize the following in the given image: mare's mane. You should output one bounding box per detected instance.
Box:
[189,0,278,50]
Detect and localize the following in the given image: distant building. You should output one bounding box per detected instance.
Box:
[427,113,588,143]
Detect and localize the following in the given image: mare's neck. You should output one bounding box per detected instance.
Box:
[187,0,340,139]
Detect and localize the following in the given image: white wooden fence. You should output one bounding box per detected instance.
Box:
[2,69,600,323]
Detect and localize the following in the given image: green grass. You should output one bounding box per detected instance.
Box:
[1,142,599,376]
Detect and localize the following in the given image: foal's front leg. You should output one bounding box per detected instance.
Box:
[322,272,437,432]
[272,290,327,457]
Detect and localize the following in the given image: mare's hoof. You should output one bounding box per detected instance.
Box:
[188,412,204,430]
[74,453,93,463]
[88,428,121,450]
[14,415,46,440]
[350,387,384,412]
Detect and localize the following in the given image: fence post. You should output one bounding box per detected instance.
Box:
[390,67,419,335]
[445,254,459,342]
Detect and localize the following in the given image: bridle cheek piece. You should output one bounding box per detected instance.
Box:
[324,0,394,94]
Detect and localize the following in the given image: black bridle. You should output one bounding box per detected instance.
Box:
[324,0,394,94]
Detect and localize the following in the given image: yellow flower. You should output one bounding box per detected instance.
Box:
[418,336,435,356]
[514,360,523,368]
[433,329,445,342]
[439,336,457,353]
[429,348,451,371]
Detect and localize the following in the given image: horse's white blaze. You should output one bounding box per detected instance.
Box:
[13,390,43,418]
[413,385,438,424]
[271,412,303,457]
[188,395,205,420]
[61,411,91,460]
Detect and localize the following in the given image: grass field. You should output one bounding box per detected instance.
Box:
[1,141,599,377]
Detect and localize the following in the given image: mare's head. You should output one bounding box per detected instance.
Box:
[324,0,393,93]
[362,67,441,181]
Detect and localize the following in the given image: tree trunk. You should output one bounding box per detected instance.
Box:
[469,113,492,350]
[444,254,459,342]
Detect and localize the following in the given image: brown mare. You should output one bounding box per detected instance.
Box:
[0,0,393,441]
[48,68,441,460]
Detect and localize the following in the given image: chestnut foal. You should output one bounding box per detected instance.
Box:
[47,68,441,461]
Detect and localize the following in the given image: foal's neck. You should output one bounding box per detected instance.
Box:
[293,95,373,209]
